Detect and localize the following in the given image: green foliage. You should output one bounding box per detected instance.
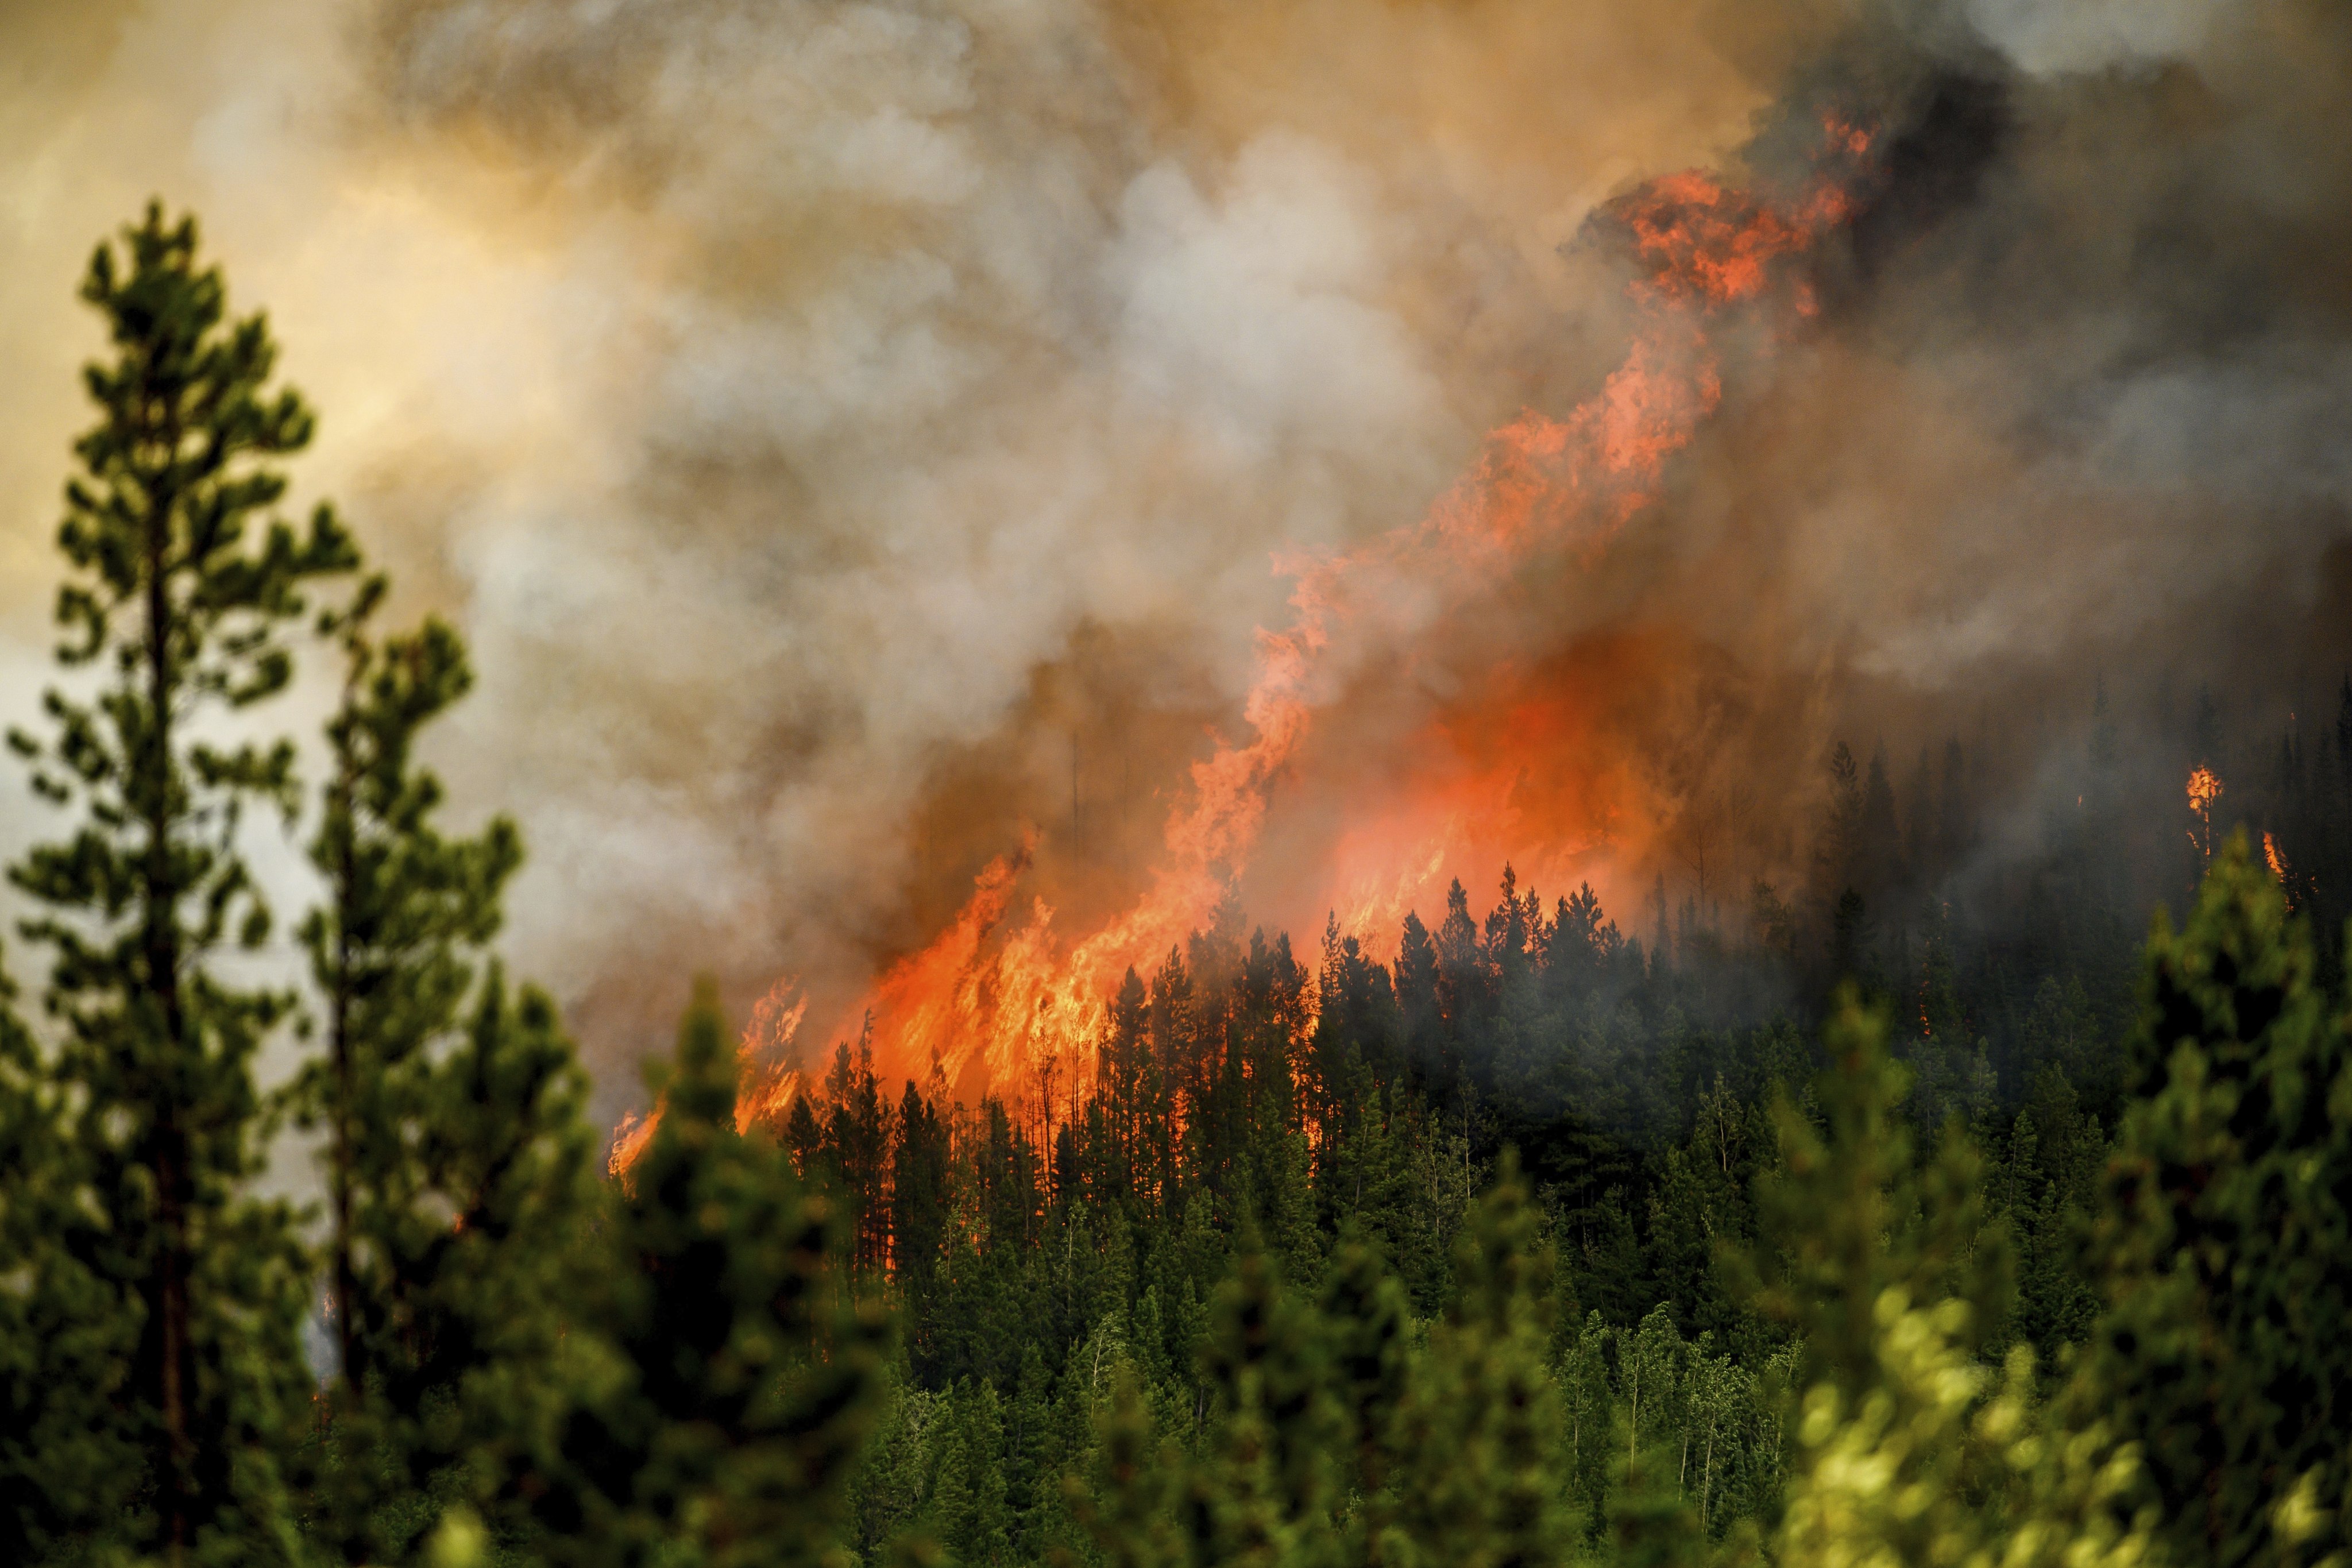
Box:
[1778,1292,2151,1568]
[528,979,892,1567]
[7,201,2352,1568]
[292,562,576,1563]
[1760,999,2154,1568]
[0,952,141,1561]
[2080,832,2352,1568]
[1391,1158,1570,1568]
[1072,1162,1571,1568]
[1743,991,2012,1407]
[302,970,602,1562]
[5,202,355,1562]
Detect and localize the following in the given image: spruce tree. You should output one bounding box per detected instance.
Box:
[6,203,356,1561]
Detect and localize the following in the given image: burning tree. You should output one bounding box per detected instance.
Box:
[2188,764,2224,864]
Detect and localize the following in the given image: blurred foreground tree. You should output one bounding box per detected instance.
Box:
[525,979,893,1568]
[2079,832,2352,1568]
[0,952,140,1561]
[1756,997,2152,1568]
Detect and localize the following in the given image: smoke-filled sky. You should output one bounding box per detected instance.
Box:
[3,0,2349,1117]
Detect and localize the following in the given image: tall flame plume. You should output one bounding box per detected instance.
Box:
[615,116,1882,1164]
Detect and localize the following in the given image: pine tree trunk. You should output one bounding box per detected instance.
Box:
[331,794,360,1407]
[141,424,195,1565]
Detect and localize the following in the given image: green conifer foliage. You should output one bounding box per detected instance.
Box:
[6,203,357,1563]
[1743,991,2011,1409]
[295,569,586,1560]
[2082,832,2352,1568]
[0,954,140,1559]
[1392,1155,1570,1568]
[303,967,602,1561]
[1759,995,2152,1568]
[1316,1230,1409,1514]
[1071,1369,1185,1568]
[531,979,891,1567]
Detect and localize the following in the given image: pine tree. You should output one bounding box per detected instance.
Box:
[893,1081,953,1373]
[1393,913,1443,1084]
[293,567,571,1559]
[397,976,601,1528]
[529,979,891,1567]
[6,203,357,1562]
[0,952,141,1559]
[2077,832,2352,1568]
[1392,1154,1570,1568]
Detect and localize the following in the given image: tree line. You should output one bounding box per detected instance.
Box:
[2,207,2349,1568]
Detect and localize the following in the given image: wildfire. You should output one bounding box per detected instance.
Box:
[605,977,809,1177]
[612,114,1886,1164]
[2187,765,2223,862]
[2263,831,2289,885]
[2187,766,2222,815]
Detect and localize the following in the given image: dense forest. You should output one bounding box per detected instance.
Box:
[3,208,2349,1568]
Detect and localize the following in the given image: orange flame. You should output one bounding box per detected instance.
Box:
[606,977,809,1178]
[2186,764,2223,863]
[2264,831,2288,883]
[612,115,1882,1161]
[2187,766,2223,816]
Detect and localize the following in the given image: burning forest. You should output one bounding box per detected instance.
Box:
[3,1,2352,1566]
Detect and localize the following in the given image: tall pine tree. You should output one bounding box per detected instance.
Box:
[295,567,600,1560]
[528,979,892,1566]
[2079,832,2352,1568]
[6,203,356,1562]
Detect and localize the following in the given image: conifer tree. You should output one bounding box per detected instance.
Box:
[1389,1154,1570,1568]
[0,955,140,1559]
[2079,832,2352,1568]
[300,572,519,1392]
[6,203,356,1561]
[293,567,588,1559]
[530,979,892,1567]
[1741,991,2011,1405]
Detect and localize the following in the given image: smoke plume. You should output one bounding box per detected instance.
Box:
[2,0,2348,1119]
